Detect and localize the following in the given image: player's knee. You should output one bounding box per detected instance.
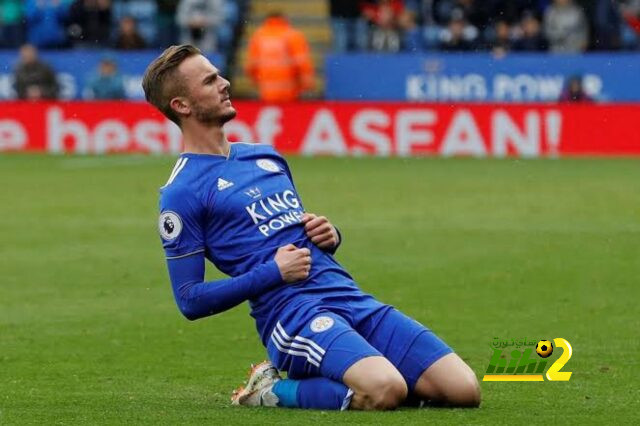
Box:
[466,377,482,407]
[447,373,481,407]
[378,377,408,410]
[367,375,408,410]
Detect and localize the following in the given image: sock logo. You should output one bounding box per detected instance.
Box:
[310,316,334,333]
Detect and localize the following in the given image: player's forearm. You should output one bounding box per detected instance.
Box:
[167,255,283,320]
[179,262,282,319]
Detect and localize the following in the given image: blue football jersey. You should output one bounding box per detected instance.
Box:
[158,143,363,344]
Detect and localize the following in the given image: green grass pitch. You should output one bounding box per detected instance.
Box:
[1,155,638,424]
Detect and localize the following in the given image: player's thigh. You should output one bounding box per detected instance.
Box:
[414,352,481,407]
[361,307,454,392]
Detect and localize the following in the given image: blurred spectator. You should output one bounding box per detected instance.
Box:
[156,0,180,48]
[217,0,241,52]
[432,0,460,25]
[67,0,113,47]
[85,55,126,99]
[13,44,59,100]
[362,0,404,52]
[480,0,545,26]
[593,0,622,50]
[421,0,445,49]
[543,0,588,53]
[114,16,147,49]
[438,8,478,51]
[177,0,224,52]
[24,0,71,48]
[329,0,368,52]
[398,6,421,51]
[621,0,640,30]
[621,0,640,47]
[512,11,548,51]
[112,0,157,46]
[455,0,490,29]
[558,75,593,102]
[490,19,512,55]
[432,0,488,27]
[245,12,314,102]
[426,1,551,49]
[0,0,25,48]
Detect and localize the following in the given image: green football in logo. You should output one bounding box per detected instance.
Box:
[536,340,553,358]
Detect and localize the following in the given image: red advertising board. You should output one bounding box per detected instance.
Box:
[1,101,639,156]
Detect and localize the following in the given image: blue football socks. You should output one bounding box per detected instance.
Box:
[272,378,352,410]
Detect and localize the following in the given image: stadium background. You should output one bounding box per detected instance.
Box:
[1,0,638,424]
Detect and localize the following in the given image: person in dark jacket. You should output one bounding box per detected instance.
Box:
[329,0,369,51]
[512,11,549,51]
[156,0,180,47]
[558,75,593,102]
[67,0,113,47]
[114,15,147,49]
[13,44,59,100]
[438,9,477,51]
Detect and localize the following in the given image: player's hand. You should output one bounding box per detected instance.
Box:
[302,213,339,251]
[274,244,312,283]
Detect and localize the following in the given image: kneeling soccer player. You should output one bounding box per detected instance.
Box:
[143,45,481,411]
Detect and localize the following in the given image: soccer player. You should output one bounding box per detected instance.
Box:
[142,45,481,411]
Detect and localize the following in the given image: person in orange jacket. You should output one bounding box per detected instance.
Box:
[246,12,315,102]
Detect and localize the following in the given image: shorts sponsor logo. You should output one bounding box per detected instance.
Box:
[257,159,280,173]
[159,211,182,241]
[310,316,334,333]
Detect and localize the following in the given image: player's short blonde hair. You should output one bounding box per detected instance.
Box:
[142,44,201,125]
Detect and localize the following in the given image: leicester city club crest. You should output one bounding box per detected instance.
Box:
[256,159,280,173]
[310,316,334,333]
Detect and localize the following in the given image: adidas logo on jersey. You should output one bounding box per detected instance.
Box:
[217,178,234,190]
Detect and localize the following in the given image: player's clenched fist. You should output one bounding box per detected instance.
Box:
[274,244,312,283]
[302,213,339,251]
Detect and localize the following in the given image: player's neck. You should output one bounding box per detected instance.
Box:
[181,123,230,157]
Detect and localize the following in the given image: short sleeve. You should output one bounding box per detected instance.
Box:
[158,185,205,259]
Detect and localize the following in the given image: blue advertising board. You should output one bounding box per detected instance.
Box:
[0,50,225,100]
[325,53,640,102]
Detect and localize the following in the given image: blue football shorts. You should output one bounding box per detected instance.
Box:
[266,293,453,391]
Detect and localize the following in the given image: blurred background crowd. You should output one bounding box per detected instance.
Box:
[0,0,244,51]
[2,1,640,53]
[2,0,640,101]
[332,0,640,54]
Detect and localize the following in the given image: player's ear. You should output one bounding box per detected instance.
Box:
[170,97,190,117]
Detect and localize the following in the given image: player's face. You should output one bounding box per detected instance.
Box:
[178,54,236,125]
